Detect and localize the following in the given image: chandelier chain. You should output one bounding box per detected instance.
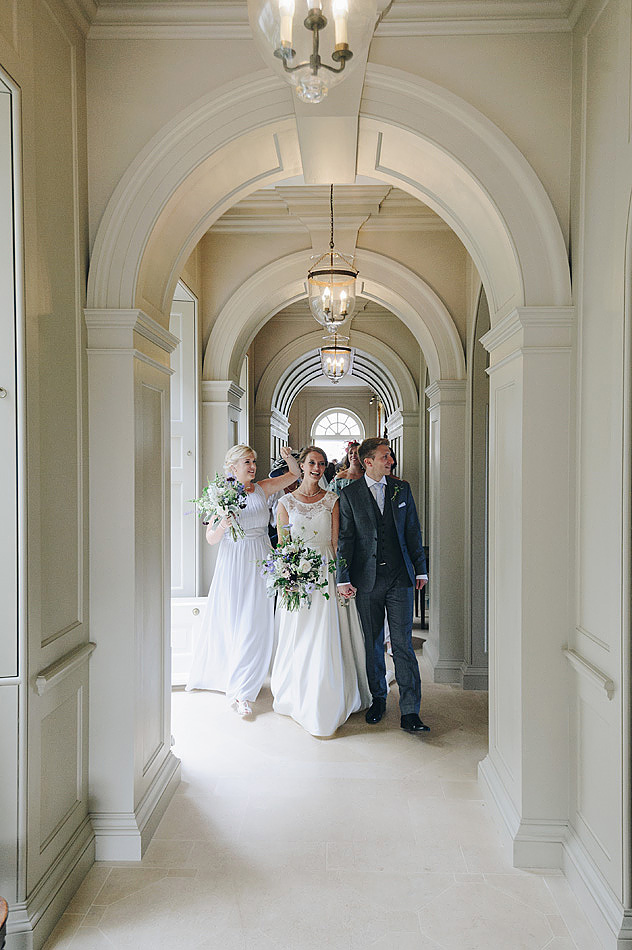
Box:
[329,184,334,250]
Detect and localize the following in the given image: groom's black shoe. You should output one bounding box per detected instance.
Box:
[365,699,386,724]
[401,713,430,734]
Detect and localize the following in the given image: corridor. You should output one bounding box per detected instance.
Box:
[43,655,600,950]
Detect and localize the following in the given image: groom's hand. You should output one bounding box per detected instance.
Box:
[337,583,356,598]
[415,576,427,590]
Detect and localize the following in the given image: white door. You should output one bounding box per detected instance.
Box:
[170,284,203,686]
[170,286,199,598]
[0,81,18,677]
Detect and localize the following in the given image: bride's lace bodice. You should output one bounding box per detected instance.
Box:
[278,491,337,552]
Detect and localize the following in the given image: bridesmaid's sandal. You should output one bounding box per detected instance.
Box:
[234,699,252,717]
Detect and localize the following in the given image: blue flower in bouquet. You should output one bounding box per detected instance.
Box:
[191,473,248,542]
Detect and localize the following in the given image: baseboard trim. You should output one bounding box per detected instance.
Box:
[432,658,463,684]
[460,663,489,690]
[479,755,632,950]
[91,750,181,860]
[563,826,632,950]
[8,816,95,950]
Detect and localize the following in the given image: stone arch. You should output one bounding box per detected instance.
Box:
[203,250,464,384]
[255,329,418,421]
[87,67,570,333]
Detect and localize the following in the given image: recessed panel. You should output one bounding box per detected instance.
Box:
[138,382,165,772]
[576,696,619,879]
[40,691,80,848]
[34,1,82,644]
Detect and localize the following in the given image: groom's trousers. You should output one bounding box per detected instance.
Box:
[355,570,421,716]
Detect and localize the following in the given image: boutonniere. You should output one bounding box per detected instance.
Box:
[391,483,402,501]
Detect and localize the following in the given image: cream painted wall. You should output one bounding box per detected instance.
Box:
[567,0,632,933]
[370,32,572,244]
[0,0,94,945]
[86,38,264,245]
[200,232,311,346]
[357,228,469,345]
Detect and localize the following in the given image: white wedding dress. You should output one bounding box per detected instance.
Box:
[186,483,274,703]
[271,491,371,737]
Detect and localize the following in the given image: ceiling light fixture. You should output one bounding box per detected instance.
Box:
[248,0,379,103]
[320,334,353,383]
[307,185,358,333]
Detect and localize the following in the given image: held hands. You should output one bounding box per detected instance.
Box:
[338,583,357,599]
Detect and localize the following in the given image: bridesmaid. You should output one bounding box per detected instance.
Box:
[330,440,363,495]
[186,443,301,716]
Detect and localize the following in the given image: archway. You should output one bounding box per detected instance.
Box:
[87,66,570,329]
[85,63,573,875]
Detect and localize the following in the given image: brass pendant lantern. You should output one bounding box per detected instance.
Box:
[308,185,358,333]
[320,334,353,383]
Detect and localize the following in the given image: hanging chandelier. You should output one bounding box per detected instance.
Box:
[320,334,353,383]
[307,185,358,333]
[248,0,378,103]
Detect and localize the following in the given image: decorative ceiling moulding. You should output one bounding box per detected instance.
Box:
[86,0,578,38]
[88,67,570,349]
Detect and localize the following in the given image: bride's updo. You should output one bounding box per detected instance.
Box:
[224,444,257,475]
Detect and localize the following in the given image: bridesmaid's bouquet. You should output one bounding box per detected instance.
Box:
[259,538,335,611]
[192,473,248,542]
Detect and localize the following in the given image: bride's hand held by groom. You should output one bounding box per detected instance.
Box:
[337,583,356,599]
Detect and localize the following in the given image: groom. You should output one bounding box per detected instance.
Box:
[337,438,429,734]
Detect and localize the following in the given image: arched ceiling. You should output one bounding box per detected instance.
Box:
[275,348,400,418]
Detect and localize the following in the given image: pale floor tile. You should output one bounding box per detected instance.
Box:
[65,866,112,914]
[42,913,84,950]
[43,655,604,950]
[543,874,603,950]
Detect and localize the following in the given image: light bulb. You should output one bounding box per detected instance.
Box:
[331,0,348,45]
[278,0,295,47]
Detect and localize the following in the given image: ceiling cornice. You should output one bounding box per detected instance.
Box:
[61,0,98,33]
[87,0,576,39]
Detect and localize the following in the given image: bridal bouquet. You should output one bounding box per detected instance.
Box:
[259,538,335,611]
[192,473,248,542]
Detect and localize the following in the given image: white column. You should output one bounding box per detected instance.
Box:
[253,408,290,474]
[478,307,573,866]
[425,380,467,683]
[86,309,181,860]
[385,408,420,492]
[200,380,245,589]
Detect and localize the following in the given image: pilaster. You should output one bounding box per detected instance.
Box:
[85,309,181,861]
[200,380,246,587]
[478,306,574,862]
[424,379,467,683]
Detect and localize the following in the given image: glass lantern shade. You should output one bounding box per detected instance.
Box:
[320,337,353,383]
[247,0,378,104]
[307,249,358,332]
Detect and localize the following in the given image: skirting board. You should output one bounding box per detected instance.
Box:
[8,816,95,950]
[91,750,181,861]
[460,663,488,690]
[432,658,464,685]
[479,755,632,950]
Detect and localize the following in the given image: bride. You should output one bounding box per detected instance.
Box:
[271,446,371,737]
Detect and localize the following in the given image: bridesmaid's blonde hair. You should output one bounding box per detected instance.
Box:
[224,444,257,474]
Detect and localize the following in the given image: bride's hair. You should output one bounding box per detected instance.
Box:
[224,444,256,474]
[298,445,327,467]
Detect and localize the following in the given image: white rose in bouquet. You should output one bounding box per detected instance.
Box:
[299,559,312,574]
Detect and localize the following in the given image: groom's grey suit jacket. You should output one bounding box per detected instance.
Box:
[336,476,427,593]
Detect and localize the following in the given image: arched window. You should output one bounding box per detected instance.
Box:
[310,409,365,464]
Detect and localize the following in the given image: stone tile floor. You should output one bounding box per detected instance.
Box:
[44,654,603,950]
